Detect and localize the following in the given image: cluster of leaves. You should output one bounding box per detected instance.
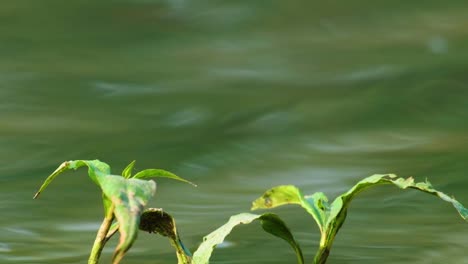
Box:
[251,174,468,263]
[34,160,467,264]
[33,160,195,264]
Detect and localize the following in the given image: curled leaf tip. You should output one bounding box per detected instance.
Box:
[33,192,40,199]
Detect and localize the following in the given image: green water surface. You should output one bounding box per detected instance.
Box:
[1,1,467,263]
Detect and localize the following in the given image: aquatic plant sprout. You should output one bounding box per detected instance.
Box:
[34,160,194,264]
[251,174,467,263]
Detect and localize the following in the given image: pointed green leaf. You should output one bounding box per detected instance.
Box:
[133,169,197,187]
[98,175,156,264]
[33,160,110,199]
[192,212,303,264]
[122,160,136,179]
[251,185,328,232]
[139,208,192,264]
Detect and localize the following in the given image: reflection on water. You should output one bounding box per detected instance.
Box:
[1,1,468,263]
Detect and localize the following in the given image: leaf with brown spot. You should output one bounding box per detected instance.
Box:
[251,185,328,232]
[99,175,156,264]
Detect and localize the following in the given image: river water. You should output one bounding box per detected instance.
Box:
[1,1,467,263]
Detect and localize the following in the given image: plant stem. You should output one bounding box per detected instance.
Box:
[314,231,332,264]
[89,205,115,264]
[171,238,192,264]
[313,245,330,264]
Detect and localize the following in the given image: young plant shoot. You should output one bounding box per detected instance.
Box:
[251,174,468,263]
[33,159,195,264]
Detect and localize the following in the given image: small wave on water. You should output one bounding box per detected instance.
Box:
[334,65,404,83]
[93,81,164,96]
[55,222,102,232]
[4,227,39,237]
[306,132,432,154]
[0,242,11,253]
[0,225,89,263]
[163,108,211,128]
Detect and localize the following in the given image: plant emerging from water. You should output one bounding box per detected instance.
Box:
[33,160,196,264]
[34,160,467,264]
[251,174,467,263]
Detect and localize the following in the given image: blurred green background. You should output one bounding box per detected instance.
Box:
[1,1,467,263]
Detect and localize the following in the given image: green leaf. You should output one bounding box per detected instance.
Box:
[133,169,197,187]
[122,160,136,179]
[139,208,192,264]
[192,212,303,264]
[259,213,304,264]
[33,160,117,216]
[326,174,468,233]
[99,175,156,264]
[251,185,328,232]
[33,160,110,199]
[102,193,113,217]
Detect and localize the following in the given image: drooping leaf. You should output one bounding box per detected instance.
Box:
[122,160,136,179]
[133,169,197,187]
[99,175,157,264]
[258,213,304,264]
[33,160,110,199]
[251,185,328,232]
[192,212,303,264]
[33,160,117,216]
[326,174,468,233]
[139,208,192,264]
